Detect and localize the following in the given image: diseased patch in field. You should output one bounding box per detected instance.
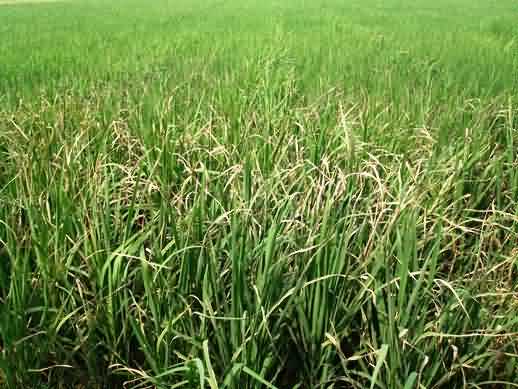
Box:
[0,0,517,388]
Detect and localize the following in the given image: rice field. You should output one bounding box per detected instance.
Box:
[0,0,517,388]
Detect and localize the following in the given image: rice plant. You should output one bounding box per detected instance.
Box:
[0,0,517,388]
